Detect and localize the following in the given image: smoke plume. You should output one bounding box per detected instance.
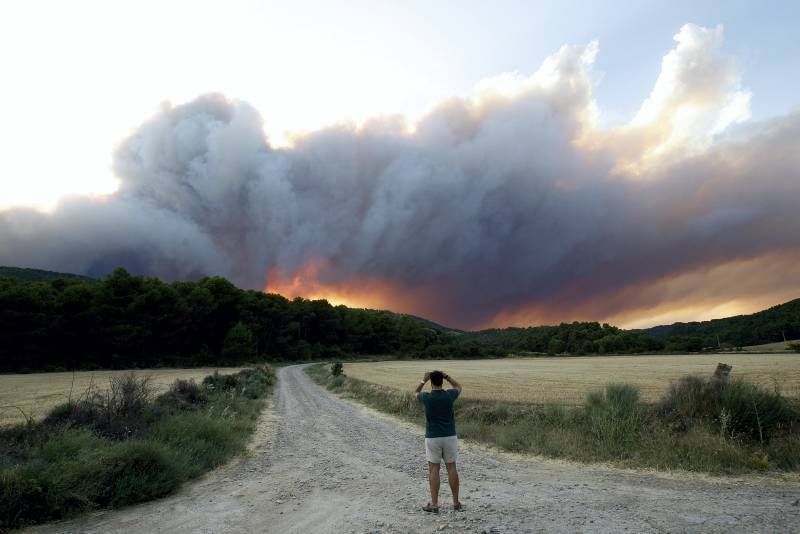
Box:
[2,24,799,329]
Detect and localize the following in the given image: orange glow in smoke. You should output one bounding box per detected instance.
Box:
[264,259,428,314]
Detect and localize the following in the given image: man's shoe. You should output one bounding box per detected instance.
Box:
[422,503,439,513]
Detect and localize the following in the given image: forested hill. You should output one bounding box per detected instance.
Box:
[1,265,798,372]
[640,298,800,348]
[0,267,457,372]
[0,266,95,283]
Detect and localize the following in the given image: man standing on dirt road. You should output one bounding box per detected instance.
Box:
[414,370,463,514]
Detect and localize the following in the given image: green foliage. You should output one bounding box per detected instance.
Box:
[0,269,444,371]
[718,381,796,442]
[644,297,800,348]
[2,265,798,372]
[547,337,564,355]
[329,361,344,376]
[222,322,257,362]
[585,384,644,455]
[96,440,181,507]
[0,469,48,530]
[157,379,207,410]
[328,375,346,389]
[150,414,239,474]
[659,375,797,441]
[202,366,275,399]
[455,321,665,355]
[0,365,275,530]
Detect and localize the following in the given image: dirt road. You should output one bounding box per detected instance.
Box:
[33,365,800,533]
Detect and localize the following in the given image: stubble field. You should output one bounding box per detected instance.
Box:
[344,354,800,405]
[0,367,248,425]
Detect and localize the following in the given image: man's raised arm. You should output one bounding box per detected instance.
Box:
[414,371,431,398]
[443,372,462,393]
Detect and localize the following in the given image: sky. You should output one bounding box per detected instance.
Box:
[1,1,799,329]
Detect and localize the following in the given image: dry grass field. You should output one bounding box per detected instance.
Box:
[344,354,800,405]
[742,339,799,352]
[0,367,248,426]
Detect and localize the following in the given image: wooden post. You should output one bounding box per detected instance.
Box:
[712,363,732,384]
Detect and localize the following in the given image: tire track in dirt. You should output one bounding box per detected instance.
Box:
[30,365,800,533]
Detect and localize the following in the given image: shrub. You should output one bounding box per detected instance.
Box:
[585,384,644,455]
[0,365,276,531]
[97,441,181,507]
[542,403,568,425]
[45,373,155,439]
[328,375,346,389]
[151,414,240,474]
[201,366,275,398]
[38,430,104,463]
[239,365,277,398]
[158,379,207,410]
[330,361,344,377]
[202,370,240,391]
[659,375,796,441]
[766,435,800,470]
[0,469,47,530]
[106,373,153,420]
[658,375,721,426]
[718,381,796,442]
[41,401,77,427]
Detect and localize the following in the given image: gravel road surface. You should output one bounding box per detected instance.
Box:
[31,364,800,533]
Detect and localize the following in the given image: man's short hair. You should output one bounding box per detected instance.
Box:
[430,370,444,387]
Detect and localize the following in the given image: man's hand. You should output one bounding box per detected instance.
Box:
[442,371,462,393]
[414,372,431,398]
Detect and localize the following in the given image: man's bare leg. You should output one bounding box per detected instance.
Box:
[445,462,460,506]
[428,462,440,507]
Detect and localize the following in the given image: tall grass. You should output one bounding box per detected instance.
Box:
[306,363,799,474]
[0,365,275,531]
[586,384,644,456]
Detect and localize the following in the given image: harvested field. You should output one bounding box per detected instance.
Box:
[742,339,799,352]
[345,354,800,405]
[0,367,248,425]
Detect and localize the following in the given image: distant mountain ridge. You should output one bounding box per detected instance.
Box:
[0,266,95,283]
[640,297,800,348]
[2,265,797,348]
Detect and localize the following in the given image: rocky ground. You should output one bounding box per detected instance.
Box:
[30,364,800,533]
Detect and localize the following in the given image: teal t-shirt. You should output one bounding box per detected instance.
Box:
[419,389,459,438]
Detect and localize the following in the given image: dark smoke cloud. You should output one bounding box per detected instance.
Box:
[1,24,799,329]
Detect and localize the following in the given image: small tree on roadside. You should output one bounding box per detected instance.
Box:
[330,361,344,377]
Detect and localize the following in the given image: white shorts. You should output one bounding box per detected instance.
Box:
[425,435,458,464]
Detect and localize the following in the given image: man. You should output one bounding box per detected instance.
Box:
[414,370,463,513]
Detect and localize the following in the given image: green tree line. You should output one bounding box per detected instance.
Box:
[451,321,665,355]
[2,267,798,371]
[0,268,446,371]
[642,298,800,349]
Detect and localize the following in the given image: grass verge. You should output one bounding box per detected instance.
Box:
[306,363,800,474]
[0,365,275,531]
